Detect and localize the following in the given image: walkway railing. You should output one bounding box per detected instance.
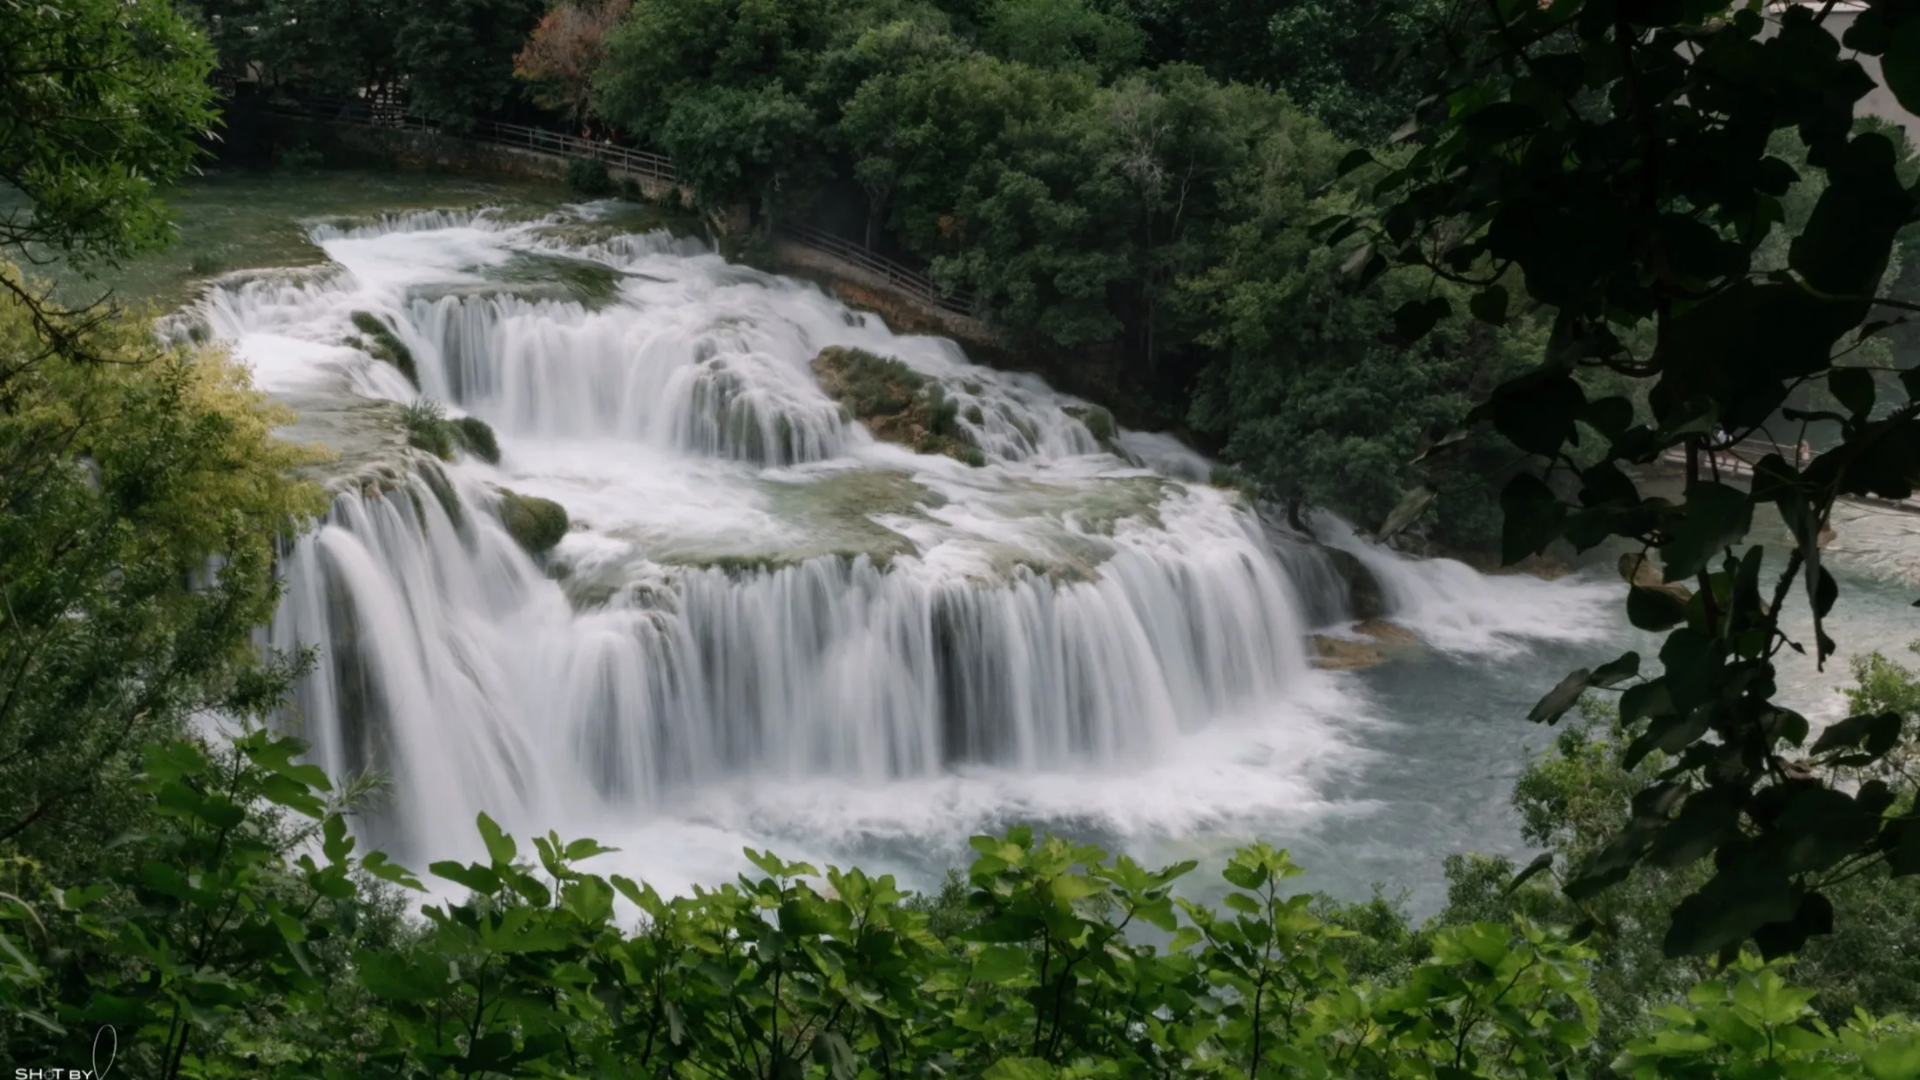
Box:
[1659,440,1920,513]
[260,95,977,317]
[775,222,974,318]
[265,94,678,184]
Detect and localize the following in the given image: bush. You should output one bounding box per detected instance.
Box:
[10,735,1916,1080]
[565,156,613,196]
[400,399,456,460]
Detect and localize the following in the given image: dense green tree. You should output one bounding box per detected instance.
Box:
[976,0,1143,77]
[593,0,851,216]
[0,281,329,880]
[1113,0,1450,142]
[249,0,403,100]
[1,0,217,333]
[394,0,546,128]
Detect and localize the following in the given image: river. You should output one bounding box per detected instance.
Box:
[105,170,1920,914]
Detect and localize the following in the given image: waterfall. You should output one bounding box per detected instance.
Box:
[205,204,1606,877]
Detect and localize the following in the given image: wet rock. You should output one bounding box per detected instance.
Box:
[1309,621,1421,671]
[1321,547,1389,621]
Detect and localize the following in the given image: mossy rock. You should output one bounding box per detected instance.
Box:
[452,416,501,464]
[811,347,984,466]
[1310,621,1421,671]
[497,489,570,555]
[402,400,501,466]
[1064,405,1119,452]
[350,311,419,388]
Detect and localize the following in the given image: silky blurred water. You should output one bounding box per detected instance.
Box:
[115,170,1920,914]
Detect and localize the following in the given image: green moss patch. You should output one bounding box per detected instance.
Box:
[648,469,940,577]
[400,400,502,465]
[812,347,984,466]
[452,416,501,464]
[1063,405,1120,453]
[349,311,419,387]
[497,489,570,555]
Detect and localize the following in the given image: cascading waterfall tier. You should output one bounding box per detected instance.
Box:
[210,203,1605,868]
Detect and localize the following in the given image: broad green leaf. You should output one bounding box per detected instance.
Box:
[476,812,516,866]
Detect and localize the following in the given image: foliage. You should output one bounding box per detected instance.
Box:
[392,0,547,129]
[0,272,330,882]
[591,0,843,217]
[564,156,614,196]
[7,730,1919,1078]
[514,0,633,129]
[1451,685,1920,1075]
[1119,0,1453,144]
[194,0,538,129]
[1,0,218,274]
[1332,0,1920,959]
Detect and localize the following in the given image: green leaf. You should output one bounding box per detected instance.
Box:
[983,1059,1056,1080]
[1791,132,1916,297]
[562,837,617,862]
[1492,370,1586,456]
[361,852,425,891]
[430,861,503,896]
[1505,852,1553,894]
[1627,587,1689,632]
[970,944,1031,984]
[1528,667,1590,724]
[356,950,450,1001]
[1591,651,1641,688]
[1335,149,1376,177]
[1393,297,1451,341]
[322,814,354,865]
[1811,712,1903,757]
[476,813,516,866]
[1500,473,1564,564]
[1830,367,1876,419]
[1376,485,1435,542]
[1658,482,1752,582]
[813,1031,857,1080]
[1469,285,1508,325]
[1662,861,1798,957]
[1864,1033,1920,1080]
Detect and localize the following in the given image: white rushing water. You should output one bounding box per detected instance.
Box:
[192,204,1618,895]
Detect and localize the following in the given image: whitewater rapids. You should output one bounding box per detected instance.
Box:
[186,203,1616,895]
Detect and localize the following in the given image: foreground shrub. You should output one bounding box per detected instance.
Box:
[6,729,1918,1079]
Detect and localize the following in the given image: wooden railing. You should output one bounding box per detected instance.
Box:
[261,95,977,317]
[264,95,676,182]
[774,222,974,317]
